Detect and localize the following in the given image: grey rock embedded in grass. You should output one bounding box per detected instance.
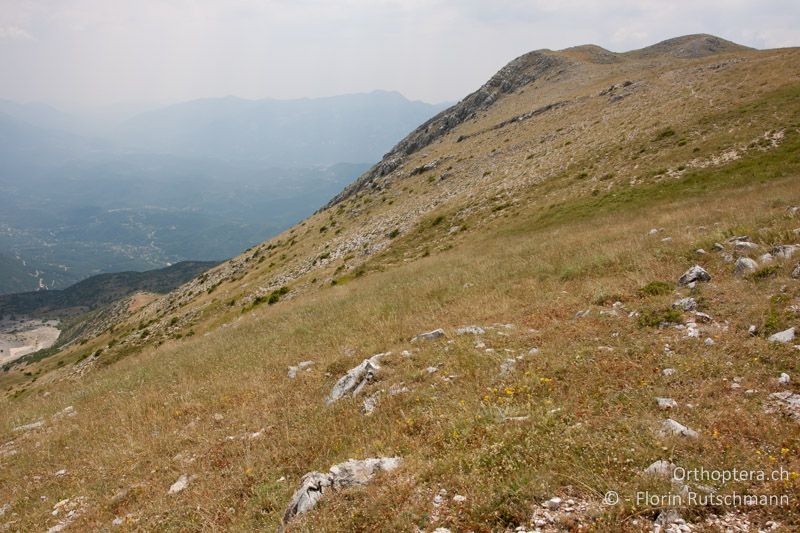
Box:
[792,262,800,279]
[456,325,485,335]
[672,297,697,311]
[779,372,791,385]
[362,393,380,415]
[326,353,386,405]
[765,391,800,422]
[662,368,677,377]
[656,397,678,410]
[282,457,401,525]
[168,474,190,495]
[659,418,699,438]
[734,257,758,276]
[499,358,517,377]
[543,496,562,510]
[287,360,314,379]
[282,471,331,524]
[644,460,677,478]
[772,245,799,260]
[732,240,759,253]
[678,265,710,286]
[411,328,445,342]
[768,327,795,343]
[12,420,44,432]
[694,311,712,323]
[655,509,684,527]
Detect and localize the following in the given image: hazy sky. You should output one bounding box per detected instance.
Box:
[1,0,799,109]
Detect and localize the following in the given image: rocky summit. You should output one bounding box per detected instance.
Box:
[2,34,800,532]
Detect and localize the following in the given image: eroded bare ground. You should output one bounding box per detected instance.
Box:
[0,317,60,365]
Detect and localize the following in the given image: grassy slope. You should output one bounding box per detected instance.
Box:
[2,46,800,531]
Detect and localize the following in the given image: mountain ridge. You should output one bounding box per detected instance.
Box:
[327,34,754,206]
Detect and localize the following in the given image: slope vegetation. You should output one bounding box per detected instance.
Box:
[1,35,800,532]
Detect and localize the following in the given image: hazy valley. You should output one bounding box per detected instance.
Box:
[0,91,448,293]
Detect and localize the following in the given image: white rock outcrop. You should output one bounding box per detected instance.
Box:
[656,397,678,410]
[168,474,190,495]
[411,329,445,342]
[768,328,795,343]
[644,460,677,478]
[733,257,758,276]
[678,265,711,286]
[765,391,800,423]
[282,457,401,525]
[287,360,314,379]
[326,353,387,405]
[658,418,699,439]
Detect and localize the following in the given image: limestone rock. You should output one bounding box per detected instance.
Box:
[456,325,485,335]
[656,397,678,410]
[168,474,190,495]
[287,360,314,379]
[659,418,699,438]
[282,471,332,524]
[732,240,759,253]
[326,353,386,405]
[772,245,799,260]
[678,265,710,286]
[765,391,800,423]
[12,420,44,432]
[362,393,380,415]
[644,460,677,478]
[543,497,562,510]
[768,327,795,343]
[778,372,791,385]
[411,329,445,342]
[734,257,758,276]
[282,457,401,525]
[655,509,683,527]
[672,297,697,311]
[694,311,712,323]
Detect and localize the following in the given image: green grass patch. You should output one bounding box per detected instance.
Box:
[638,307,683,328]
[638,281,673,296]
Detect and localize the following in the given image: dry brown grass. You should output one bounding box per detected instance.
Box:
[2,44,800,532]
[2,168,800,531]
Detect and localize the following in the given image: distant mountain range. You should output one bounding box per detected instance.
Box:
[0,91,448,294]
[115,91,451,166]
